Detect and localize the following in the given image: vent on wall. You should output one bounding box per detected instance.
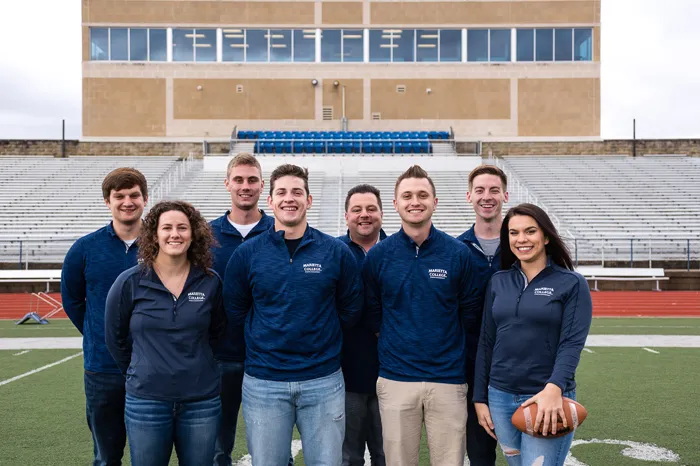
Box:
[396,85,406,93]
[236,85,244,93]
[322,106,333,121]
[371,112,381,120]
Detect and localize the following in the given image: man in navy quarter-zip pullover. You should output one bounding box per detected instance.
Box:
[363,165,482,466]
[224,164,363,466]
[208,153,276,466]
[456,165,509,466]
[338,184,387,466]
[61,168,148,466]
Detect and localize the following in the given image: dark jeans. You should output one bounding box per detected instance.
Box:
[84,370,127,466]
[343,391,385,466]
[214,361,245,466]
[467,381,497,466]
[125,393,221,466]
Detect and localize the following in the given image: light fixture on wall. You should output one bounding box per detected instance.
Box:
[426,88,432,94]
[333,80,340,87]
[311,79,318,86]
[196,85,203,91]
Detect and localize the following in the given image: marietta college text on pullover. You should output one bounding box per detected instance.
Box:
[363,225,483,384]
[224,225,363,382]
[473,260,593,403]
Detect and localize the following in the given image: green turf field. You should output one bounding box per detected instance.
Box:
[1,340,697,465]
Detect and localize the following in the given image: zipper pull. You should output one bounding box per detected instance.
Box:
[415,245,419,258]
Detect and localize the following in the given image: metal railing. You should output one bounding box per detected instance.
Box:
[228,138,437,156]
[149,153,199,204]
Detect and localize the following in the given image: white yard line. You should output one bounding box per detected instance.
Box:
[0,337,82,350]
[642,347,660,354]
[582,348,594,353]
[585,335,700,348]
[12,350,31,356]
[0,352,83,387]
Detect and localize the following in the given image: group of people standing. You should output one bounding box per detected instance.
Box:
[61,153,592,466]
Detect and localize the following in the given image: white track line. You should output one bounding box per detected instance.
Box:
[12,350,31,356]
[0,351,83,387]
[642,347,660,354]
[0,337,82,350]
[582,348,594,353]
[585,335,700,347]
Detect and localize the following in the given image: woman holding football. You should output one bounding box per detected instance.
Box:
[472,203,592,466]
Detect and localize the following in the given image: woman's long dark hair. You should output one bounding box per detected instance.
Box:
[500,203,573,271]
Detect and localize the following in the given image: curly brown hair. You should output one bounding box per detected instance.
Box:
[138,201,214,273]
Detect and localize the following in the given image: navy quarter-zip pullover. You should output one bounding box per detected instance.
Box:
[363,225,483,384]
[209,210,274,362]
[105,265,227,402]
[338,229,387,394]
[224,225,363,382]
[473,260,593,403]
[61,222,140,373]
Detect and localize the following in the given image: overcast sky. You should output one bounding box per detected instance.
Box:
[0,0,699,140]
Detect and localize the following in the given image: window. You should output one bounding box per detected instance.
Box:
[130,29,148,61]
[269,29,292,62]
[467,29,488,62]
[149,29,167,61]
[574,28,593,61]
[321,30,362,62]
[535,29,553,61]
[439,29,461,62]
[294,30,316,62]
[321,29,342,62]
[110,28,128,61]
[90,28,109,61]
[369,29,391,62]
[490,29,511,62]
[555,29,573,61]
[343,30,363,62]
[173,29,194,61]
[172,28,215,62]
[369,29,414,62]
[222,28,245,62]
[416,29,438,62]
[516,29,534,61]
[247,29,268,62]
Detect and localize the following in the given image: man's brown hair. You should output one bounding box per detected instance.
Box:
[227,152,262,179]
[394,165,436,197]
[102,167,148,200]
[269,164,310,196]
[468,165,508,191]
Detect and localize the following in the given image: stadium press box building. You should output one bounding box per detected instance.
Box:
[82,0,601,140]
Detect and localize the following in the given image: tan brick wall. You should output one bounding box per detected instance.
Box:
[517,78,599,137]
[322,79,363,120]
[371,79,510,120]
[173,79,315,120]
[322,2,363,25]
[83,26,90,62]
[84,0,315,25]
[594,26,600,62]
[370,1,599,26]
[83,78,166,137]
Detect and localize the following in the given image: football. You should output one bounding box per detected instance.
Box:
[511,398,588,438]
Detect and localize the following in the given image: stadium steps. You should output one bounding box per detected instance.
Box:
[0,293,66,320]
[230,142,255,154]
[431,142,457,156]
[592,291,700,317]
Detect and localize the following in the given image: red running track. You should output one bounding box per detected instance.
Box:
[0,291,699,320]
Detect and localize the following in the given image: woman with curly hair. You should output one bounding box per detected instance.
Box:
[105,200,227,466]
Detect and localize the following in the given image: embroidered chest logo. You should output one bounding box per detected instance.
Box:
[429,268,448,280]
[137,258,144,264]
[534,287,554,297]
[188,292,206,302]
[303,263,322,274]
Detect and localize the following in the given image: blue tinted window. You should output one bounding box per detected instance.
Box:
[555,29,572,61]
[173,29,194,61]
[535,29,553,61]
[222,28,245,62]
[416,29,438,62]
[516,29,534,61]
[393,29,414,62]
[321,29,342,62]
[247,29,268,62]
[343,30,363,62]
[130,29,148,61]
[149,29,167,61]
[467,29,488,62]
[269,30,292,62]
[369,29,391,62]
[490,29,511,62]
[294,30,315,62]
[440,29,461,62]
[574,28,593,61]
[90,28,109,61]
[195,29,216,62]
[110,28,128,61]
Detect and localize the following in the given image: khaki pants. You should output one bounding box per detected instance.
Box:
[376,377,468,466]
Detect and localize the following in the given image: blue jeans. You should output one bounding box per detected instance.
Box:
[125,393,221,466]
[84,370,127,466]
[214,361,245,466]
[487,386,576,466]
[242,369,346,466]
